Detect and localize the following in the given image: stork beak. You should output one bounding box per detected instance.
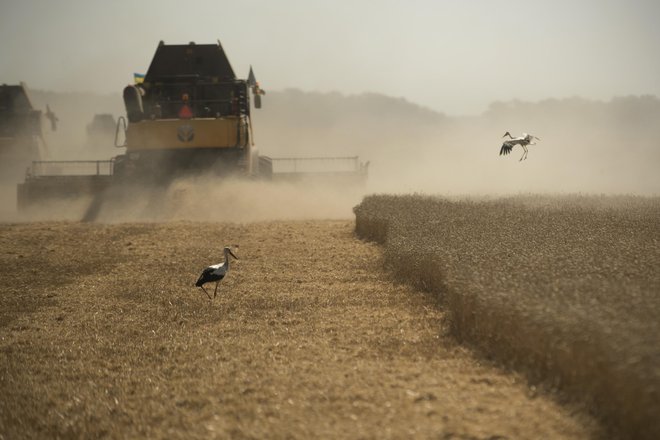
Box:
[229,249,239,260]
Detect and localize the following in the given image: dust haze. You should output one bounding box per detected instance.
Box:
[67,177,364,223]
[1,89,659,223]
[254,91,660,196]
[5,177,367,223]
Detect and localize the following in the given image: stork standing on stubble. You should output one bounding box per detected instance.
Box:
[195,246,239,299]
[499,132,541,161]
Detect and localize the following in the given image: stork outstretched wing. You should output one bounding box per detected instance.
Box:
[500,142,514,156]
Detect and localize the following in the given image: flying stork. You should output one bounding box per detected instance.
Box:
[195,246,239,299]
[499,132,541,161]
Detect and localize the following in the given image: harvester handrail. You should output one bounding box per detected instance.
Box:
[271,156,360,161]
[270,156,367,174]
[27,160,114,178]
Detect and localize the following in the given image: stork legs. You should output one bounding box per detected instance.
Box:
[199,285,212,300]
[198,282,221,300]
[519,145,529,161]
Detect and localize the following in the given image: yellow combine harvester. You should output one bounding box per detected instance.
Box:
[17,41,367,212]
[115,40,269,181]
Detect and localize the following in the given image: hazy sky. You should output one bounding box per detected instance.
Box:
[1,0,659,115]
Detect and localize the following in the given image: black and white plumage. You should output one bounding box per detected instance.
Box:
[499,132,541,161]
[195,246,239,299]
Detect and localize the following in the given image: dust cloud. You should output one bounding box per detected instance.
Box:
[99,177,366,223]
[5,177,366,223]
[26,89,124,162]
[2,89,658,224]
[0,185,20,221]
[256,92,660,196]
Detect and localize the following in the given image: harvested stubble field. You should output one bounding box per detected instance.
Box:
[354,194,660,440]
[0,219,604,438]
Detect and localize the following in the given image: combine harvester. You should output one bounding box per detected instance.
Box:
[16,41,368,218]
[1,83,55,183]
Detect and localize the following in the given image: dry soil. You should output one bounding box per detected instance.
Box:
[0,220,603,439]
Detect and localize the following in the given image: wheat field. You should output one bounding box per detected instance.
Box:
[354,194,660,439]
[0,219,604,438]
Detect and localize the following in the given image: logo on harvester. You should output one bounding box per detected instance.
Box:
[177,124,195,142]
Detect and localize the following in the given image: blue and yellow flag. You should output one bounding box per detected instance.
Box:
[133,73,145,84]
